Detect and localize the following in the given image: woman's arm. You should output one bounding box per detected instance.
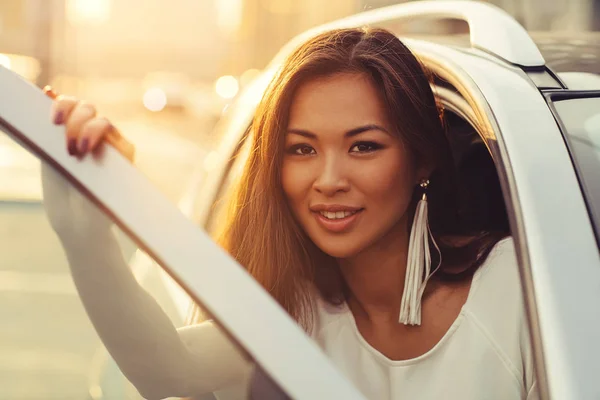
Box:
[42,163,250,400]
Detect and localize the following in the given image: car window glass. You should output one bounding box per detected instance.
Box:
[553,96,600,248]
[0,126,289,400]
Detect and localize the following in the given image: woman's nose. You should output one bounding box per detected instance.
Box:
[312,156,350,196]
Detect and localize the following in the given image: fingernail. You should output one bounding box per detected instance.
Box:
[67,139,77,155]
[79,138,89,154]
[54,111,64,125]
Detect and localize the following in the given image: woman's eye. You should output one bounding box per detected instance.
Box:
[288,144,316,156]
[350,141,381,153]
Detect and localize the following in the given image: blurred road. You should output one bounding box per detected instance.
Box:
[0,114,210,399]
[0,202,136,399]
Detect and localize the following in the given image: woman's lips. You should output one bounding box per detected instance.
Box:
[313,209,363,233]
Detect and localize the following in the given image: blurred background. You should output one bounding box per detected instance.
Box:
[1,0,599,153]
[1,1,599,399]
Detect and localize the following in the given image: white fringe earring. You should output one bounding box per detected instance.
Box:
[399,178,442,326]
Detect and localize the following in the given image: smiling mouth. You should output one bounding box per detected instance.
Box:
[318,210,360,220]
[312,208,364,233]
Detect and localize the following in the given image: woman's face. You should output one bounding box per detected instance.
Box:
[282,73,425,259]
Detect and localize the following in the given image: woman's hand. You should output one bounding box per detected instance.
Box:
[41,87,133,240]
[43,86,135,162]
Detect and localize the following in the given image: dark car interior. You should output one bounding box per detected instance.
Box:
[444,110,510,234]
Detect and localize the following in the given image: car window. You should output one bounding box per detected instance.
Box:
[0,67,364,400]
[552,95,600,248]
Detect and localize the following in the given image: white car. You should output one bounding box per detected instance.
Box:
[1,1,599,399]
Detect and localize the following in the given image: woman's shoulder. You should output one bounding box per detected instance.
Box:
[463,236,530,350]
[466,236,521,313]
[464,237,537,393]
[474,236,518,285]
[307,291,351,340]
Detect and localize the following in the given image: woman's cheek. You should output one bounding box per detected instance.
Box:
[355,153,416,207]
[281,161,310,204]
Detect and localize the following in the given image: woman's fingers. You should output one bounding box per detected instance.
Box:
[44,86,135,162]
[50,94,81,155]
[80,117,113,153]
[64,101,97,155]
[51,95,79,126]
[46,86,95,153]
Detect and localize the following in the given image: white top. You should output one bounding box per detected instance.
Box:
[312,238,538,400]
[42,167,538,400]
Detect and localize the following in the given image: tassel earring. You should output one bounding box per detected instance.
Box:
[399,178,442,326]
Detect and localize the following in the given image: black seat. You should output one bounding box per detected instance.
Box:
[444,111,509,234]
[458,141,509,233]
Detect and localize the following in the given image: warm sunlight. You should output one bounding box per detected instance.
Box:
[0,54,11,70]
[215,75,239,99]
[216,0,243,35]
[0,53,40,82]
[66,0,111,25]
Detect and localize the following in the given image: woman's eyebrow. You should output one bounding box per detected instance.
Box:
[286,129,316,139]
[287,124,389,139]
[345,124,389,137]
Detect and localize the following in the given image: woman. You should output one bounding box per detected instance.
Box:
[43,28,537,399]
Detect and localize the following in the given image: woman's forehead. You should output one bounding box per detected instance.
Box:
[287,73,390,131]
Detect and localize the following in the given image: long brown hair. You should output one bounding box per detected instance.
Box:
[217,27,508,330]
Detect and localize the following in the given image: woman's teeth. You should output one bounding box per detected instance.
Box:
[320,210,357,220]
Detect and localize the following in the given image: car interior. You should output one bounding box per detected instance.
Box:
[444,109,510,235]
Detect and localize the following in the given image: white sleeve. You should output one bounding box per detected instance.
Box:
[41,163,250,400]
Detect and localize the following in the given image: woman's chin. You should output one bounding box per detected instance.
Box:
[315,240,364,259]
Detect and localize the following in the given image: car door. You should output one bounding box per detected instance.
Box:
[0,67,365,400]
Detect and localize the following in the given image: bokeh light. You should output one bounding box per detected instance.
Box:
[143,87,168,112]
[215,75,239,99]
